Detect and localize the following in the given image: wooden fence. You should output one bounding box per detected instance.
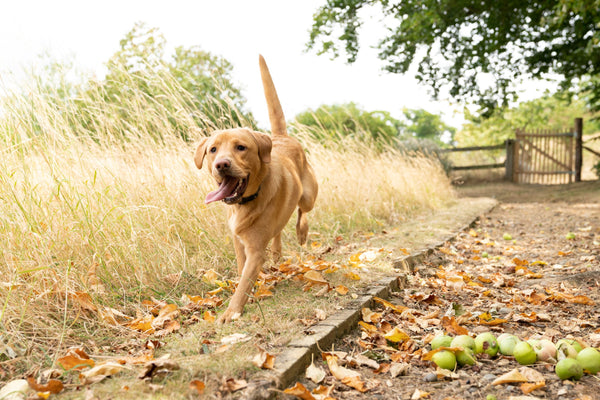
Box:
[512,128,575,184]
[443,118,586,184]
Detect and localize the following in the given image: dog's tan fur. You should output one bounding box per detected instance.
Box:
[194,56,318,323]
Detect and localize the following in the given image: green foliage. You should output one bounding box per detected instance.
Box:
[308,0,600,115]
[292,102,402,144]
[292,102,453,172]
[101,22,254,140]
[292,102,456,148]
[4,23,254,145]
[401,108,456,145]
[169,46,246,114]
[456,93,600,147]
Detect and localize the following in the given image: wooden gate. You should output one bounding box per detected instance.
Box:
[512,119,583,184]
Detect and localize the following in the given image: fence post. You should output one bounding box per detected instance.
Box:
[504,139,515,181]
[575,117,583,182]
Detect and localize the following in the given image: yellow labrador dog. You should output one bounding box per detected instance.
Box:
[194,56,318,323]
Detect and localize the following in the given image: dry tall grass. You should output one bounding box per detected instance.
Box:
[0,67,455,370]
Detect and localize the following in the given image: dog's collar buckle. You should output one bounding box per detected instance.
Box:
[239,186,260,205]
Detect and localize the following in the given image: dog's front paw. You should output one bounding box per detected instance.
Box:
[217,307,242,324]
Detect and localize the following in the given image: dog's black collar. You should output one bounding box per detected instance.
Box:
[239,186,260,205]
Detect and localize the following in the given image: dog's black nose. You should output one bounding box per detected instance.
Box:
[214,159,231,171]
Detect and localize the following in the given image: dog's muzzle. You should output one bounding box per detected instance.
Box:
[205,175,249,204]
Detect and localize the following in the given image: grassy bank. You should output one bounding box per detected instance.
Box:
[0,68,455,377]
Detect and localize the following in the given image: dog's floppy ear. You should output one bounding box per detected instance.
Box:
[194,137,209,169]
[251,131,272,163]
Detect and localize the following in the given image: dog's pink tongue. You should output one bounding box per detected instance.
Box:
[205,177,238,204]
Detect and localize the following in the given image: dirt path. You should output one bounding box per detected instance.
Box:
[288,182,600,399]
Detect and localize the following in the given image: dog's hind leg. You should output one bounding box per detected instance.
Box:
[296,209,308,245]
[296,166,318,245]
[271,233,282,262]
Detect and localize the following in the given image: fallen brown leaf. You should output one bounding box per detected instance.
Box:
[303,270,330,285]
[138,357,180,380]
[411,388,431,399]
[306,361,326,384]
[203,310,216,322]
[389,362,410,378]
[26,377,63,394]
[325,354,368,392]
[361,307,382,324]
[154,319,180,338]
[189,380,205,395]
[521,381,546,394]
[492,368,528,385]
[254,283,274,299]
[202,269,220,284]
[68,291,97,312]
[117,352,154,365]
[283,382,315,400]
[220,378,248,393]
[251,348,275,369]
[313,384,335,398]
[373,297,407,314]
[335,285,349,295]
[350,354,380,370]
[384,327,411,343]
[97,306,131,326]
[79,362,127,385]
[441,316,469,335]
[518,367,545,382]
[151,303,179,330]
[57,348,95,371]
[127,315,154,334]
[344,271,361,281]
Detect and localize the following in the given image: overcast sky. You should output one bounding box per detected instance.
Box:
[0,0,553,130]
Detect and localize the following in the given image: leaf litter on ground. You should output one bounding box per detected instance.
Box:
[285,201,600,399]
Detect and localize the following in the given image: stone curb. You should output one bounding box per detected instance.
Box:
[246,199,498,399]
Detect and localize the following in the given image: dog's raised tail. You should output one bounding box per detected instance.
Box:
[259,55,287,136]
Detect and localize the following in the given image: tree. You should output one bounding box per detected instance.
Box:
[401,108,456,145]
[293,102,402,143]
[169,46,246,115]
[307,0,600,115]
[294,102,456,146]
[102,23,253,137]
[455,92,600,146]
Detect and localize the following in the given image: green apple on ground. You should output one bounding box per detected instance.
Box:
[529,339,557,363]
[474,332,498,357]
[557,340,579,360]
[576,347,600,374]
[556,339,583,353]
[451,335,476,350]
[513,341,537,365]
[430,335,453,350]
[456,347,477,366]
[432,350,456,370]
[498,334,520,356]
[555,358,583,380]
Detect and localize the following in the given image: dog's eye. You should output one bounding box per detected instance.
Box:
[210,147,217,153]
[236,145,246,151]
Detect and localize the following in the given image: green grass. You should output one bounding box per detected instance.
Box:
[0,64,455,380]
